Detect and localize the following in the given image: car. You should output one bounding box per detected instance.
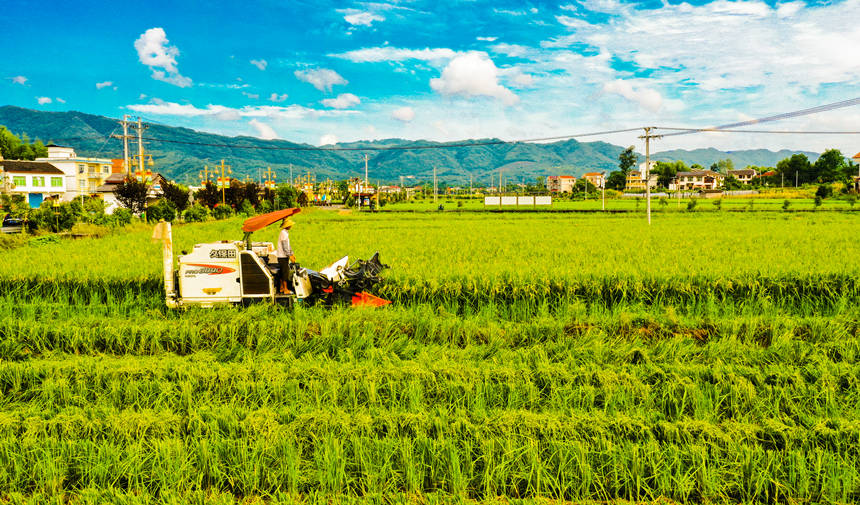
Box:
[1,214,24,234]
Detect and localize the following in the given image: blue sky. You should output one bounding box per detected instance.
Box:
[1,0,859,154]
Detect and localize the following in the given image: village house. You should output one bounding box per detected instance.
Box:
[582,172,606,188]
[96,172,167,214]
[0,158,66,207]
[545,175,576,193]
[676,170,724,190]
[626,162,658,190]
[728,168,757,185]
[35,144,118,199]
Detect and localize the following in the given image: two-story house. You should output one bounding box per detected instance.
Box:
[676,170,724,190]
[546,175,576,193]
[35,144,116,199]
[582,172,606,188]
[728,169,757,185]
[0,159,66,207]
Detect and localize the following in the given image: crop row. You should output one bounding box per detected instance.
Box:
[1,273,859,311]
[0,413,857,503]
[2,355,858,425]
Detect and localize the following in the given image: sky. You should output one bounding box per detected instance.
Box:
[1,0,859,155]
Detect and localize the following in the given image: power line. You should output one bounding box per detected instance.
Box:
[660,96,860,137]
[657,127,860,135]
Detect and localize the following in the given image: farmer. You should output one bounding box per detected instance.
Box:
[276,217,296,293]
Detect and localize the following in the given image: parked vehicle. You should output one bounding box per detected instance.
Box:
[1,214,24,234]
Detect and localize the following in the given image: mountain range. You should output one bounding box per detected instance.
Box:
[0,105,820,185]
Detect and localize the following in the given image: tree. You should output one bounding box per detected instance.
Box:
[812,149,848,183]
[724,175,742,190]
[194,182,220,209]
[711,159,735,174]
[0,126,48,160]
[652,160,685,189]
[776,154,812,185]
[114,178,149,215]
[275,184,298,208]
[161,181,190,212]
[618,146,637,175]
[242,182,260,208]
[605,171,626,190]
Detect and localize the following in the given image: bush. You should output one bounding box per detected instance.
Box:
[815,184,833,199]
[183,204,210,223]
[111,208,133,226]
[712,199,722,211]
[212,204,233,220]
[28,201,77,232]
[239,200,255,217]
[145,199,177,222]
[686,198,697,211]
[782,199,791,211]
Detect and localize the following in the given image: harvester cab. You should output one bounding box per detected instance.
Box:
[151,208,390,309]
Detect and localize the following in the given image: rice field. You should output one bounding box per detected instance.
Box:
[1,210,858,504]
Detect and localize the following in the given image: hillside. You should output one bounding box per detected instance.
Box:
[0,105,820,184]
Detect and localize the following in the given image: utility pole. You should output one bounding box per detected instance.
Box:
[135,117,147,178]
[111,115,134,175]
[470,174,473,201]
[601,172,606,211]
[365,154,369,209]
[433,165,437,205]
[639,127,662,225]
[795,171,798,187]
[216,159,231,205]
[499,169,502,210]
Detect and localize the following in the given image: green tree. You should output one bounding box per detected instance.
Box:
[776,154,812,185]
[618,146,637,175]
[114,178,149,215]
[160,181,190,212]
[0,126,48,160]
[605,171,626,190]
[275,184,299,208]
[194,182,220,209]
[653,160,685,189]
[812,149,848,182]
[723,175,742,190]
[711,159,735,174]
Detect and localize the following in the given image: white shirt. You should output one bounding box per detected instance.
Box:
[276,228,292,258]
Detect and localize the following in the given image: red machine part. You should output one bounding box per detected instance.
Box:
[351,292,391,308]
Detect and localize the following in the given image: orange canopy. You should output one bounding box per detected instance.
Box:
[241,208,301,233]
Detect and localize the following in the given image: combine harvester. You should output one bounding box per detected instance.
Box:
[152,208,389,309]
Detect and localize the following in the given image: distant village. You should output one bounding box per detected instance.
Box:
[2,142,859,214]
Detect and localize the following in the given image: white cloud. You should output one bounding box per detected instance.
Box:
[96,81,113,89]
[602,80,663,112]
[331,47,456,63]
[8,76,27,85]
[139,93,147,100]
[391,106,415,122]
[127,99,357,120]
[319,134,338,145]
[294,68,347,92]
[269,93,288,102]
[56,97,66,104]
[505,69,535,88]
[342,10,384,26]
[476,36,498,42]
[36,97,52,105]
[250,59,267,70]
[430,52,519,106]
[249,119,278,139]
[491,43,530,58]
[242,91,260,99]
[321,93,360,109]
[134,27,192,87]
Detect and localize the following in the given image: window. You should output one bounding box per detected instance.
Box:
[13,176,26,186]
[79,180,86,189]
[78,164,86,174]
[32,176,45,187]
[103,165,110,174]
[51,177,63,187]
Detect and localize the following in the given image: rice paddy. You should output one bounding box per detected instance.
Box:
[1,209,858,504]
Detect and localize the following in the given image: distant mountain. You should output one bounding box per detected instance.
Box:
[651,147,819,168]
[0,105,822,184]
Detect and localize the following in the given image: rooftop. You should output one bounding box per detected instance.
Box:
[0,160,63,175]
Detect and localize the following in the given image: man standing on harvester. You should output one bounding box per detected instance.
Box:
[277,217,296,293]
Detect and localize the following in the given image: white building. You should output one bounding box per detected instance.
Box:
[546,175,576,193]
[0,159,66,207]
[582,172,606,188]
[35,144,115,200]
